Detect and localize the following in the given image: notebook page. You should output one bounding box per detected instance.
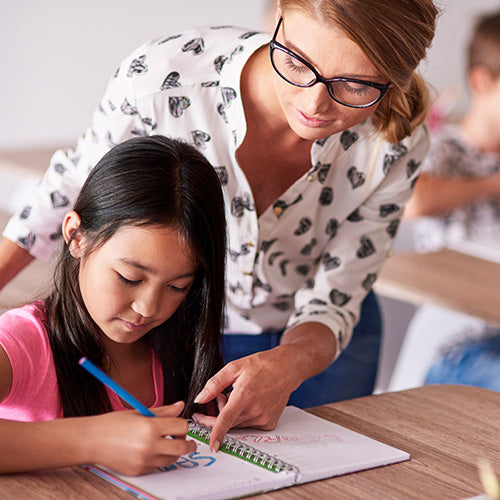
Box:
[228,405,410,484]
[96,439,295,500]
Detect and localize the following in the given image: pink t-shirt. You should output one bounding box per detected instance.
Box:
[0,303,164,421]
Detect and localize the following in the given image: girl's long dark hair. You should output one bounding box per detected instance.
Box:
[43,135,226,418]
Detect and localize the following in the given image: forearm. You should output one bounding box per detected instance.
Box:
[0,407,194,475]
[279,322,338,386]
[0,238,35,290]
[0,417,94,473]
[404,173,500,219]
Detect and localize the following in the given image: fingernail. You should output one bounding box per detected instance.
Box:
[191,413,200,423]
[212,440,220,452]
[194,389,207,404]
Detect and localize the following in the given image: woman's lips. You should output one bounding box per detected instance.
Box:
[295,108,333,128]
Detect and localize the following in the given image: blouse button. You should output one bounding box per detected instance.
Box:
[307,174,315,182]
[242,270,252,276]
[273,206,283,217]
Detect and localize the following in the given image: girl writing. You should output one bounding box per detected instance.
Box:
[0,135,226,474]
[0,0,439,450]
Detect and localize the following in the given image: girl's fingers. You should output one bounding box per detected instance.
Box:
[146,438,198,472]
[152,401,185,417]
[158,436,197,457]
[191,412,216,428]
[155,417,190,438]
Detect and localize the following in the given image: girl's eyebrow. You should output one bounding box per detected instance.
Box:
[119,258,153,273]
[118,258,197,279]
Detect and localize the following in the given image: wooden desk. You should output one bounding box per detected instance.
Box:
[0,147,57,172]
[374,249,500,326]
[0,385,496,499]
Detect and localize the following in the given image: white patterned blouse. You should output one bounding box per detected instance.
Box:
[3,25,429,355]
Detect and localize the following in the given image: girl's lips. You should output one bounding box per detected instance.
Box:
[295,108,333,128]
[120,319,147,331]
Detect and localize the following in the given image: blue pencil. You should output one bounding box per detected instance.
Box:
[79,356,155,417]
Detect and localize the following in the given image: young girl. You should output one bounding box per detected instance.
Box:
[0,135,226,474]
[0,0,439,450]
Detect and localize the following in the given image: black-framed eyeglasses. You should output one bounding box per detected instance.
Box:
[269,17,391,109]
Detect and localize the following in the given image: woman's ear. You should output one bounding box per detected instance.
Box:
[62,210,84,258]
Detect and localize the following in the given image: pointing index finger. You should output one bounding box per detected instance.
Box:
[208,394,241,451]
[194,365,237,404]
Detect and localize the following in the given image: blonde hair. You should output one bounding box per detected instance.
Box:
[278,0,439,143]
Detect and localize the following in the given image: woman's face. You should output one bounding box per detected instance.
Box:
[68,218,198,345]
[271,9,387,141]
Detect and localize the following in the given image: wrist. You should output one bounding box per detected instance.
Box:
[45,416,97,466]
[279,322,337,382]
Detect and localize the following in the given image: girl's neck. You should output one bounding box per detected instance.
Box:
[103,338,150,377]
[104,338,156,408]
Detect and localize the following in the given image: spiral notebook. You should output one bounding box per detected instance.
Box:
[84,406,409,499]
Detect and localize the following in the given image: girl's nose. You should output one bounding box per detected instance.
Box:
[131,290,159,318]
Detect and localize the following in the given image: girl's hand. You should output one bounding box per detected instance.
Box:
[89,401,197,476]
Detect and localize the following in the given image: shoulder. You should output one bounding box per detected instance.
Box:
[0,303,49,361]
[113,25,269,100]
[382,122,430,164]
[317,120,429,173]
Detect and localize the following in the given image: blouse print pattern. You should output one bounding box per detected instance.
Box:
[4,25,429,356]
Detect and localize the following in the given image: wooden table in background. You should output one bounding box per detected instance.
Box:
[374,249,500,327]
[0,384,497,499]
[0,147,57,172]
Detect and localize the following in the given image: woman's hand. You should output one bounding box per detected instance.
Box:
[89,401,197,476]
[192,346,298,451]
[193,323,336,451]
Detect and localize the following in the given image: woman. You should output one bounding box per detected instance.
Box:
[0,0,438,450]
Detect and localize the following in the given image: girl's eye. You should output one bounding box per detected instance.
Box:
[170,284,190,294]
[117,273,141,287]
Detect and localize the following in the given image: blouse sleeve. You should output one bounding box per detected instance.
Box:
[287,127,430,357]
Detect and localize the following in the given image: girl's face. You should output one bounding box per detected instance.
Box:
[66,214,198,345]
[270,9,387,141]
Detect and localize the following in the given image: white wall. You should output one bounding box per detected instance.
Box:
[0,0,268,150]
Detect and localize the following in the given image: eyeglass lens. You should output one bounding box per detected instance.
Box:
[270,46,382,107]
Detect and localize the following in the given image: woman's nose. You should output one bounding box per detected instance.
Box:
[303,82,333,115]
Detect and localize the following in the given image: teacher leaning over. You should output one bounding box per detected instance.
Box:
[0,0,438,450]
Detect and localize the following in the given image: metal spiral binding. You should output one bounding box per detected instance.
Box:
[188,421,299,475]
